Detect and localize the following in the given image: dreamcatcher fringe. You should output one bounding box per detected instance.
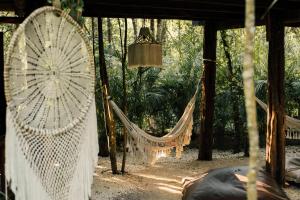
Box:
[6,112,49,200]
[5,100,98,200]
[69,100,98,200]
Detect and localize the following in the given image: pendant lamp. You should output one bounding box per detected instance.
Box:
[128,27,162,68]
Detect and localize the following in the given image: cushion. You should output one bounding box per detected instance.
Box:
[182,166,289,200]
[286,157,300,183]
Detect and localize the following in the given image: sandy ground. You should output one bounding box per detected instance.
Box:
[91,146,300,200]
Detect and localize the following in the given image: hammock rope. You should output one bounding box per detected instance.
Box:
[110,82,200,164]
[255,97,300,139]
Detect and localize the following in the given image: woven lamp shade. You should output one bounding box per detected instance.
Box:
[128,27,162,68]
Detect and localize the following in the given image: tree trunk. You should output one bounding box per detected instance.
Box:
[98,18,118,174]
[243,0,259,199]
[266,12,285,185]
[244,133,249,157]
[132,18,138,40]
[156,19,162,42]
[161,20,167,43]
[118,18,128,174]
[107,18,112,44]
[220,31,243,154]
[92,18,110,157]
[150,19,155,36]
[198,23,216,161]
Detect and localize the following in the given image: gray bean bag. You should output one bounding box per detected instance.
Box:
[286,157,300,183]
[182,166,289,200]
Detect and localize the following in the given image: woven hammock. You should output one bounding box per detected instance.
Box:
[256,97,300,139]
[5,6,98,200]
[109,90,198,164]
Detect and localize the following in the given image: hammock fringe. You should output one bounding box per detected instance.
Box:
[256,97,300,139]
[109,93,196,164]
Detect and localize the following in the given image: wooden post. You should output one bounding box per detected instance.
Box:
[0,32,6,194]
[98,18,118,174]
[198,23,217,161]
[266,12,286,185]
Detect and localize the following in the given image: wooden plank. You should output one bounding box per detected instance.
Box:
[85,1,244,14]
[84,0,273,9]
[266,12,286,186]
[284,9,300,24]
[83,4,244,20]
[0,17,24,24]
[198,22,217,161]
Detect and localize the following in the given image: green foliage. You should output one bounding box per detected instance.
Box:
[95,19,300,150]
[48,0,84,25]
[101,19,202,136]
[2,13,299,151]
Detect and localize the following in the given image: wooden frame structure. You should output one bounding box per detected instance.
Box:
[0,0,298,186]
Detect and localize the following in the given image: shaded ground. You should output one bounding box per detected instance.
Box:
[92,147,300,200]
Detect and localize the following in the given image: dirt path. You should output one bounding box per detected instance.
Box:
[92,148,300,200]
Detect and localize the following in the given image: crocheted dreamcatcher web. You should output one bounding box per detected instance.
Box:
[5,8,93,130]
[5,6,98,200]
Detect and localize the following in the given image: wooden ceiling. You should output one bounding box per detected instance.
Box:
[0,0,300,28]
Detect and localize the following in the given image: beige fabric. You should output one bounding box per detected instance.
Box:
[286,156,300,183]
[255,97,300,139]
[109,91,197,164]
[5,6,98,200]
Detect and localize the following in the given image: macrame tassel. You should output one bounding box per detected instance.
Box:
[6,108,51,200]
[70,99,98,200]
[6,99,98,200]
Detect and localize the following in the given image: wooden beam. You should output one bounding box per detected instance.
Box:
[83,3,245,20]
[13,0,26,16]
[0,17,24,24]
[84,0,274,9]
[266,12,286,186]
[216,18,266,30]
[198,22,216,161]
[85,1,244,14]
[284,9,300,24]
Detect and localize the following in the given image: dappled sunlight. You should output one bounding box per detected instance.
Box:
[101,176,128,184]
[235,174,270,188]
[156,182,182,190]
[156,151,167,159]
[157,186,182,194]
[234,173,286,199]
[181,173,208,188]
[96,165,107,169]
[134,173,181,184]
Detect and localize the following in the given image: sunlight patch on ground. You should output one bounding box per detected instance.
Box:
[96,165,107,169]
[156,182,182,190]
[101,176,128,184]
[134,173,181,184]
[157,186,182,194]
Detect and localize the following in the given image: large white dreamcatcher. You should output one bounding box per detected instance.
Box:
[5,6,98,200]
